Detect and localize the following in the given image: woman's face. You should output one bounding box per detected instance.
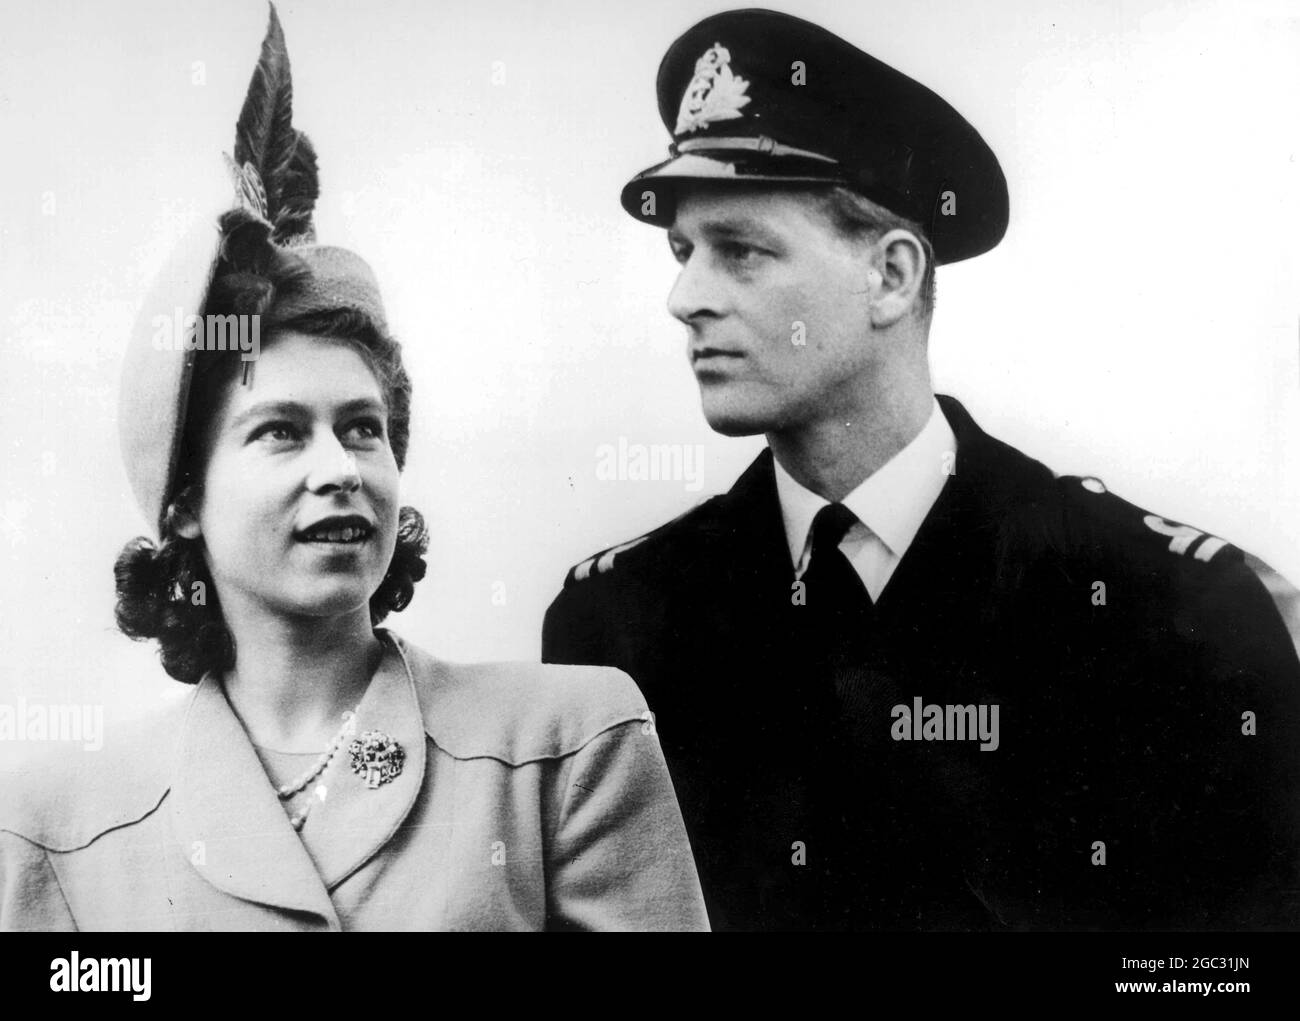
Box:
[184,331,401,625]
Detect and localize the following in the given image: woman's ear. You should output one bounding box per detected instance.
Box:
[166,488,203,540]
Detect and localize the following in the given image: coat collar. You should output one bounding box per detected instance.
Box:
[707,395,1055,608]
[712,445,787,578]
[771,397,956,568]
[170,629,426,919]
[876,394,1059,613]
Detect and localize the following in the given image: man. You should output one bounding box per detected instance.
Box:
[543,9,1300,931]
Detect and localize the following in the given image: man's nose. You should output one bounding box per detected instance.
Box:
[667,254,723,324]
[306,434,362,494]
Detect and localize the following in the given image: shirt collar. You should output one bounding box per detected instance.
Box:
[773,397,957,567]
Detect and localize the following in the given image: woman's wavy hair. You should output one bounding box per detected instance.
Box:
[114,217,428,684]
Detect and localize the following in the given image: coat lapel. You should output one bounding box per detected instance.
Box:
[875,395,1006,621]
[296,630,426,889]
[701,448,798,633]
[169,674,338,923]
[682,449,815,736]
[685,451,847,923]
[168,630,426,921]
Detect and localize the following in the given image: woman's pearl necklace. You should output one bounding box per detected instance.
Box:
[278,710,358,831]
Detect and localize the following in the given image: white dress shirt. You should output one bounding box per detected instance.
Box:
[773,398,958,602]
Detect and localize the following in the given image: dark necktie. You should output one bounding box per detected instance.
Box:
[801,503,873,616]
[797,502,877,682]
[794,504,879,924]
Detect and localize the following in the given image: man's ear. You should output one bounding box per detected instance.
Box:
[869,229,927,328]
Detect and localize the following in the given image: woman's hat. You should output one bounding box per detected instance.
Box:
[118,4,388,537]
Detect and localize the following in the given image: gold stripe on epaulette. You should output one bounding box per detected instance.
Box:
[595,535,650,575]
[572,534,652,583]
[1193,536,1228,562]
[1143,514,1228,562]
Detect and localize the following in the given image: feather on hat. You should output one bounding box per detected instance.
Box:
[119,3,388,537]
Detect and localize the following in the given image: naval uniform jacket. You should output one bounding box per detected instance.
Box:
[543,395,1300,931]
[0,630,708,931]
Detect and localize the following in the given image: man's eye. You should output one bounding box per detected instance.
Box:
[719,241,764,263]
[250,421,300,443]
[669,243,692,265]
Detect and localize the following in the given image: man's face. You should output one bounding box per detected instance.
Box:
[191,331,401,625]
[666,186,879,437]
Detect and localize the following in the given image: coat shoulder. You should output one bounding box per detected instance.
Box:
[1049,472,1248,577]
[945,397,1252,583]
[0,696,185,852]
[1039,472,1300,661]
[391,635,651,765]
[554,495,729,595]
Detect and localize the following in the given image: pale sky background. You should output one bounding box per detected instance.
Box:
[1,0,1297,735]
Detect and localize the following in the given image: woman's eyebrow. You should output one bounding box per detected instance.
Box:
[228,397,385,430]
[228,400,307,430]
[336,397,386,417]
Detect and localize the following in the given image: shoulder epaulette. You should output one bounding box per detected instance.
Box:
[570,534,652,584]
[563,496,720,586]
[1058,473,1239,566]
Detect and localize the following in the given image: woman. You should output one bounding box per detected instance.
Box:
[0,7,707,932]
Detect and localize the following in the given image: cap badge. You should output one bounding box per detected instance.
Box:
[675,43,751,135]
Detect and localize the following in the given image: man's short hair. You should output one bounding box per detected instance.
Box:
[808,186,937,320]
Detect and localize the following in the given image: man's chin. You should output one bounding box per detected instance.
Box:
[700,399,777,437]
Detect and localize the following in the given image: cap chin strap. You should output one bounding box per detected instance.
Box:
[671,135,840,163]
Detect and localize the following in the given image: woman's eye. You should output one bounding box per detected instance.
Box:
[344,418,385,443]
[250,421,300,443]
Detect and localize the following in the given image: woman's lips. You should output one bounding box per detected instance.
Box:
[294,525,374,557]
[293,514,375,544]
[295,531,372,562]
[296,525,371,543]
[298,537,370,549]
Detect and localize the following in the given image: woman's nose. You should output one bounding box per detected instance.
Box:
[306,437,362,494]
